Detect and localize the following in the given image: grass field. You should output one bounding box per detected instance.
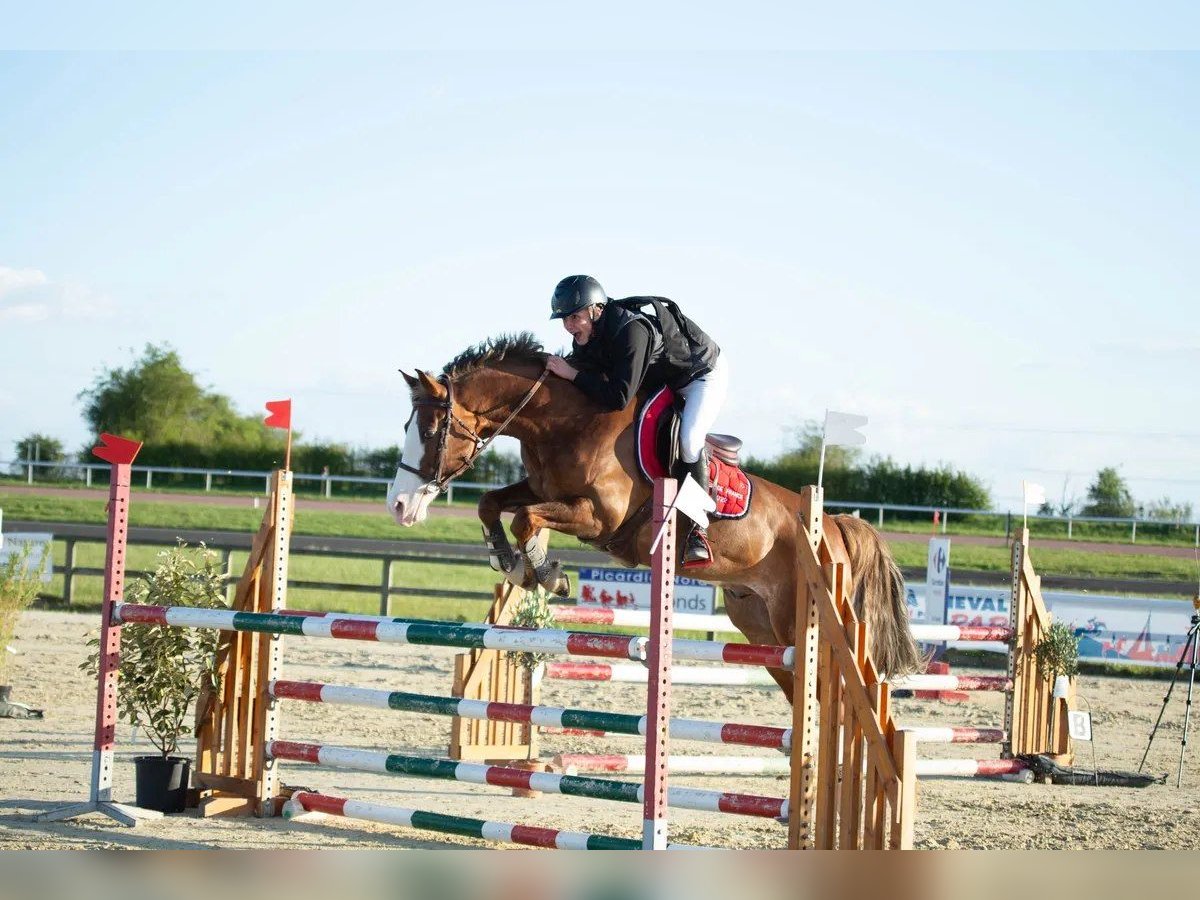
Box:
[6,471,1198,546]
[3,490,1196,622]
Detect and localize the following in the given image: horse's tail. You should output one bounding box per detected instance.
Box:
[835,516,926,678]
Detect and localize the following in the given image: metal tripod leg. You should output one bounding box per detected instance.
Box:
[1139,615,1199,776]
[1175,628,1198,787]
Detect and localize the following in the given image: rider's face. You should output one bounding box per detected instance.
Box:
[562,306,598,345]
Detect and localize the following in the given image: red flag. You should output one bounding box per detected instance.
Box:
[264,399,292,430]
[93,433,143,465]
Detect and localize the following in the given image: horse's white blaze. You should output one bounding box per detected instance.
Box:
[387,415,441,526]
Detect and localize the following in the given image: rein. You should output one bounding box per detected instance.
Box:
[398,368,549,491]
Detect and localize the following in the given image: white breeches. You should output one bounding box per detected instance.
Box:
[677,352,729,463]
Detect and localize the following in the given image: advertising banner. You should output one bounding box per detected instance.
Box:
[907,581,1195,668]
[578,567,717,615]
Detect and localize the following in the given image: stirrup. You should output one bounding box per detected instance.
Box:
[681,527,713,570]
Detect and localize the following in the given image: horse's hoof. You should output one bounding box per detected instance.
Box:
[542,564,571,598]
[504,559,538,591]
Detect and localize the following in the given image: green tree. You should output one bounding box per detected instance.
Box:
[1037,477,1079,517]
[743,419,990,508]
[473,449,524,484]
[14,433,65,464]
[1082,467,1135,518]
[77,344,280,452]
[781,420,863,471]
[1141,497,1194,523]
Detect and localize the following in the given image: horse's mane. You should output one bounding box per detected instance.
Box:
[443,332,547,379]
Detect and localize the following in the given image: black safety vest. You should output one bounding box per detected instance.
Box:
[609,296,720,387]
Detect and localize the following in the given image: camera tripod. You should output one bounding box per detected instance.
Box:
[1138,599,1200,788]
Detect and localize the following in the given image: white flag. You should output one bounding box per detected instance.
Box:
[674,474,717,528]
[649,475,717,555]
[824,411,868,447]
[1022,481,1046,508]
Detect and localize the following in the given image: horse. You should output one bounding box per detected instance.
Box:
[387,333,922,697]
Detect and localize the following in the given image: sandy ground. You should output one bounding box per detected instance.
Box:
[2,609,1198,850]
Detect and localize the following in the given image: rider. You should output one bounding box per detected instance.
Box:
[545,274,729,569]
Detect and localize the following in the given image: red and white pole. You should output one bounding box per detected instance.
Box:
[642,477,677,849]
[39,433,163,826]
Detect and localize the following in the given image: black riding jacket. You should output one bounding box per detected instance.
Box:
[568,303,718,411]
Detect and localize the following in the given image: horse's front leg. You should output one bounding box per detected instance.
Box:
[478,480,540,584]
[510,497,602,597]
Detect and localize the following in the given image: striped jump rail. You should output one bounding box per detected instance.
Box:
[267,740,789,821]
[544,662,778,686]
[550,607,739,633]
[270,680,791,751]
[284,790,652,850]
[554,754,791,777]
[113,603,795,669]
[913,758,1031,779]
[542,665,1009,693]
[547,607,1014,645]
[900,726,1007,744]
[886,674,1013,692]
[548,750,1022,778]
[911,624,1014,643]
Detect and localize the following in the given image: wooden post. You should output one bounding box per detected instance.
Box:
[449,574,539,763]
[1003,534,1024,758]
[379,558,394,616]
[192,469,294,816]
[789,486,822,849]
[62,539,77,606]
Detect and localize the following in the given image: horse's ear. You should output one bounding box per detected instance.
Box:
[416,370,446,398]
[398,369,419,390]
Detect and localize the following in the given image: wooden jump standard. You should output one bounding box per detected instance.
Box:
[40,438,917,848]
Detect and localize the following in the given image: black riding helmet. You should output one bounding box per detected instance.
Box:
[550,274,606,319]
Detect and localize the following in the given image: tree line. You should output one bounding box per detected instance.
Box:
[9,344,1193,520]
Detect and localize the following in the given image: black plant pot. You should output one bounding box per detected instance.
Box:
[134,755,191,813]
[0,686,11,703]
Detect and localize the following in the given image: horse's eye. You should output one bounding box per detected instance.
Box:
[422,429,437,441]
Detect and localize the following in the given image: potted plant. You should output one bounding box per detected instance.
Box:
[1,542,47,718]
[82,542,227,813]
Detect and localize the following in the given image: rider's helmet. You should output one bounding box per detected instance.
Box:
[550,275,606,320]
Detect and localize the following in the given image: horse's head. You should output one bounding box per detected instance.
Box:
[387,333,548,527]
[386,370,478,526]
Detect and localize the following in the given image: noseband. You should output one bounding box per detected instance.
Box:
[397,369,549,492]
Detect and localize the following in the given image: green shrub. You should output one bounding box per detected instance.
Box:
[82,543,228,757]
[0,544,46,685]
[1033,621,1080,679]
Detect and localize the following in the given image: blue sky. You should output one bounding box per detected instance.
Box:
[1,42,1197,512]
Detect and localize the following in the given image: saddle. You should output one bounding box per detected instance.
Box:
[634,386,752,520]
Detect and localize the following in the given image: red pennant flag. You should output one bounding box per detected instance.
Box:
[264,399,292,431]
[93,433,143,465]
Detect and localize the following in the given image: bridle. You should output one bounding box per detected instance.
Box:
[397,369,549,492]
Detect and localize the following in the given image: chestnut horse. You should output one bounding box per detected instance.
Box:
[387,334,922,696]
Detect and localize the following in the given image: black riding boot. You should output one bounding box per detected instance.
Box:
[674,452,714,569]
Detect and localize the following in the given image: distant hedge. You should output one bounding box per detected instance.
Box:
[743,454,991,509]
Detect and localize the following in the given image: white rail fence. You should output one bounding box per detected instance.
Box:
[4,458,1198,543]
